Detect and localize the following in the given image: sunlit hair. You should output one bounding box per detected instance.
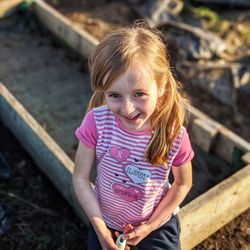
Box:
[88,21,190,166]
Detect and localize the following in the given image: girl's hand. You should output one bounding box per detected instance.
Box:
[123,223,153,246]
[114,231,131,250]
[113,224,133,250]
[122,224,134,234]
[98,228,120,250]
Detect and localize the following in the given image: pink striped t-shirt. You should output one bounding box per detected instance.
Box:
[75,105,194,231]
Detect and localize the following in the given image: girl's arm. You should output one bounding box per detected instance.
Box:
[124,162,192,245]
[73,142,119,250]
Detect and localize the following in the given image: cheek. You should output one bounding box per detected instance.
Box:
[147,97,158,111]
[139,101,156,115]
[106,101,118,112]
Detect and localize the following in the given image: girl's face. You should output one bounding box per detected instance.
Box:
[104,60,161,132]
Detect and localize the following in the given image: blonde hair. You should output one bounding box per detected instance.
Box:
[88,22,190,166]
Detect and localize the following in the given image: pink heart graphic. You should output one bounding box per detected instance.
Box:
[109,146,130,163]
[112,183,143,202]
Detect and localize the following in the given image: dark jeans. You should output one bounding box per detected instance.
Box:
[87,215,181,250]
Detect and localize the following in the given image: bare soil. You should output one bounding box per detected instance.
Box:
[0,122,88,250]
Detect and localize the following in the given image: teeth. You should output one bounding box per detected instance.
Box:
[127,114,139,119]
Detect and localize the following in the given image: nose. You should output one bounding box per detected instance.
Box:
[122,98,135,115]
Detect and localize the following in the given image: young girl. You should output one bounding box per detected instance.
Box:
[73,22,194,250]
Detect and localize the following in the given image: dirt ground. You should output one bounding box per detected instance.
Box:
[0,122,87,250]
[0,0,249,249]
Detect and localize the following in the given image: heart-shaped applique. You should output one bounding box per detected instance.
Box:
[112,183,143,202]
[124,164,151,184]
[109,146,130,163]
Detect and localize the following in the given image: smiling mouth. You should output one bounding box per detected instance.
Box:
[125,113,141,121]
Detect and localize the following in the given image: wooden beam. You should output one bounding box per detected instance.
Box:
[179,164,250,250]
[33,0,99,58]
[214,126,250,163]
[242,152,250,164]
[190,106,250,163]
[0,0,23,17]
[0,83,88,225]
[190,118,220,152]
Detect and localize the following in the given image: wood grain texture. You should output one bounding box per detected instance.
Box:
[179,164,250,250]
[34,0,99,58]
[0,0,23,17]
[0,83,88,225]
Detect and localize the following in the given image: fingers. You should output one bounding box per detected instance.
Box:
[105,230,120,250]
[114,231,120,238]
[125,236,140,246]
[115,229,131,250]
[124,229,138,240]
[122,224,134,234]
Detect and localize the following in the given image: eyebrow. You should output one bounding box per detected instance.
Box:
[105,89,147,93]
[105,91,118,94]
[134,88,147,92]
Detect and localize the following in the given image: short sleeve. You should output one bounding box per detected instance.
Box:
[172,128,194,167]
[75,110,98,149]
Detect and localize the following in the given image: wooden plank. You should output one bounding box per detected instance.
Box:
[0,83,88,225]
[190,118,220,152]
[179,164,250,250]
[190,106,250,163]
[0,0,23,17]
[214,126,250,163]
[242,152,250,164]
[190,105,215,123]
[33,0,99,58]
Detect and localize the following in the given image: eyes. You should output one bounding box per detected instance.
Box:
[108,93,120,98]
[135,92,145,97]
[107,92,145,99]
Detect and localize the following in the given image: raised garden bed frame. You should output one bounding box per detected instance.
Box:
[0,1,250,249]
